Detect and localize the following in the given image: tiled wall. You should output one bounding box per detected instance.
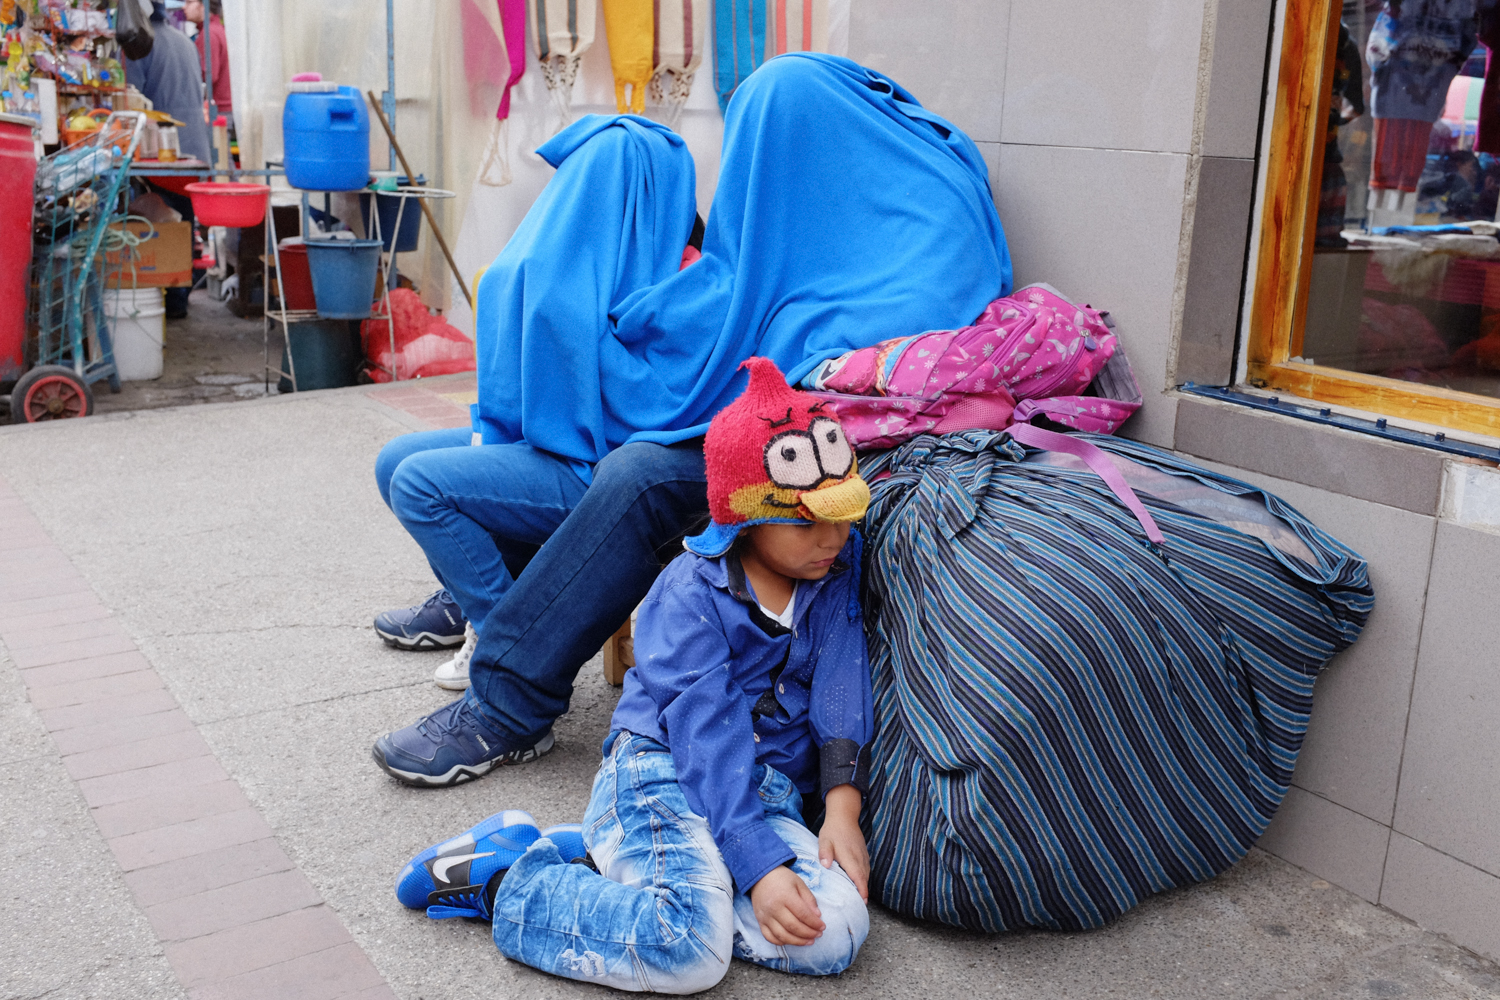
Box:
[850,0,1500,963]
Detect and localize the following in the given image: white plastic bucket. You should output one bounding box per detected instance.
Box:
[103,287,164,381]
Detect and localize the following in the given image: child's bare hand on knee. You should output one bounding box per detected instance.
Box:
[818,784,870,901]
[751,866,825,945]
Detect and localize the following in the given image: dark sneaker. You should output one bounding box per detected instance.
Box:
[395,809,540,919]
[371,696,554,787]
[374,589,468,650]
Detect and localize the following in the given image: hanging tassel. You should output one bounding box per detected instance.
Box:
[650,0,705,127]
[529,0,595,130]
[478,117,513,187]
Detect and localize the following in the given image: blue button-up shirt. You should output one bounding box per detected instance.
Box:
[609,536,873,892]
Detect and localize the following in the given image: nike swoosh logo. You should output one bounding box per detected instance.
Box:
[431,851,494,883]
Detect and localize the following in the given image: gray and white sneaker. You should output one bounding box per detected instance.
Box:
[434,622,476,691]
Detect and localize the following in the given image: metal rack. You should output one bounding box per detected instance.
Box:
[260,183,453,392]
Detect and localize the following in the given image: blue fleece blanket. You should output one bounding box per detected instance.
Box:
[473,53,1012,477]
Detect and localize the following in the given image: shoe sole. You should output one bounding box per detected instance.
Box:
[372,731,556,788]
[433,673,471,691]
[375,627,467,651]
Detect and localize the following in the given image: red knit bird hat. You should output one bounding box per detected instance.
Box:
[684,357,870,557]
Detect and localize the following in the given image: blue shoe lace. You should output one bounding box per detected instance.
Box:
[427,887,492,920]
[415,697,477,743]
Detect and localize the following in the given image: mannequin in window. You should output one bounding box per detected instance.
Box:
[1364,0,1496,223]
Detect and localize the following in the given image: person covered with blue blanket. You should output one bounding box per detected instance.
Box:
[370,52,1011,787]
[393,360,874,992]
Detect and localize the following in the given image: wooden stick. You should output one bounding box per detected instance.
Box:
[365,91,474,311]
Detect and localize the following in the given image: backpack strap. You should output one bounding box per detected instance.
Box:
[1005,422,1166,547]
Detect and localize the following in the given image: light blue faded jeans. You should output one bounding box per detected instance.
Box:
[491,733,869,994]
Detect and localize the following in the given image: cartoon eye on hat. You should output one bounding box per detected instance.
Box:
[765,418,855,490]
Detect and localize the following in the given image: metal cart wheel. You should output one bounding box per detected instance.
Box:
[10,365,95,423]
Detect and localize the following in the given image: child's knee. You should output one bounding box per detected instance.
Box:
[659,937,732,995]
[802,866,870,974]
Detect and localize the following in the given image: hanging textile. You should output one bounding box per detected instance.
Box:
[713,0,828,112]
[602,0,654,113]
[528,0,597,127]
[479,0,529,186]
[471,54,1011,475]
[496,0,527,120]
[860,430,1374,932]
[649,0,708,127]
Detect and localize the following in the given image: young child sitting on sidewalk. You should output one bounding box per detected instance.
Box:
[392,358,875,992]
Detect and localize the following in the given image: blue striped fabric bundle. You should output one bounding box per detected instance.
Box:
[860,430,1373,932]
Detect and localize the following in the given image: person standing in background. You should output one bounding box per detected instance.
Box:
[122,0,211,319]
[184,0,232,135]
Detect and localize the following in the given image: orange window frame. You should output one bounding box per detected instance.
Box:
[1248,0,1500,436]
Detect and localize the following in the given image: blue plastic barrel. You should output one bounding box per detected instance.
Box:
[283,83,370,192]
[305,239,383,319]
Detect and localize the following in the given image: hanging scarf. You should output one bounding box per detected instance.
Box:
[497,0,527,119]
[602,0,654,113]
[528,0,596,127]
[649,0,707,127]
[713,0,828,112]
[478,0,528,186]
[472,54,1012,476]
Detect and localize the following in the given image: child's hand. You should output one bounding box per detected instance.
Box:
[818,784,870,901]
[750,866,825,946]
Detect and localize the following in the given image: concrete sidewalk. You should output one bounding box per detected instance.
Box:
[2,376,1498,1000]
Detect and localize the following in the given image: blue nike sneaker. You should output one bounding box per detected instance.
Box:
[396,809,540,919]
[374,589,468,650]
[540,823,589,866]
[371,694,555,787]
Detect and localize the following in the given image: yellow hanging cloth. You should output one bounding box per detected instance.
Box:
[601,0,654,113]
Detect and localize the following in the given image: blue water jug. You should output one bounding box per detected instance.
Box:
[282,82,370,192]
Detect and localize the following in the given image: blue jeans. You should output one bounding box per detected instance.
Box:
[375,431,709,741]
[377,428,589,628]
[492,734,869,993]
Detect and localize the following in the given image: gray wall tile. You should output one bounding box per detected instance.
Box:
[848,0,1009,143]
[1381,833,1500,963]
[993,143,1189,446]
[1256,787,1390,903]
[1176,156,1256,387]
[1200,0,1275,159]
[1187,458,1434,825]
[1392,523,1500,876]
[1174,398,1447,513]
[1001,0,1206,153]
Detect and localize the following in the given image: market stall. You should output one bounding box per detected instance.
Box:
[2,0,854,422]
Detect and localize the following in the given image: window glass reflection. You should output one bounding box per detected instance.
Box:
[1303,0,1500,398]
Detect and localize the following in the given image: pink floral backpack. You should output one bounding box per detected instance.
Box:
[800,284,1142,450]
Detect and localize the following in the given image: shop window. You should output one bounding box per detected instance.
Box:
[1249,0,1500,437]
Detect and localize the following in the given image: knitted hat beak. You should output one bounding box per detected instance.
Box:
[799,474,870,523]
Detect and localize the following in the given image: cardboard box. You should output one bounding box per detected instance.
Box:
[105,221,192,288]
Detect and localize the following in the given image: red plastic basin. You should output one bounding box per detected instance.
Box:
[184,182,271,227]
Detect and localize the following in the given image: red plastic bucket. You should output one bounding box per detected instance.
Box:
[184,182,271,227]
[277,243,316,311]
[0,113,37,385]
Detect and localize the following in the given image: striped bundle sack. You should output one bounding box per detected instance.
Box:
[860,430,1373,932]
